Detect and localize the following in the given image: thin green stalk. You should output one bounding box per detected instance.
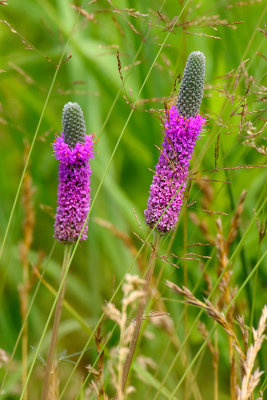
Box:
[152,197,267,400]
[74,325,117,399]
[0,5,85,299]
[250,266,259,339]
[41,244,73,400]
[69,4,267,396]
[183,210,189,400]
[0,241,56,394]
[191,24,267,181]
[222,145,253,309]
[252,180,267,328]
[35,270,92,336]
[169,249,267,399]
[57,1,193,396]
[249,182,266,373]
[20,258,29,400]
[223,145,266,374]
[141,275,204,400]
[214,330,219,400]
[170,322,217,399]
[59,157,192,398]
[121,233,161,393]
[144,248,218,399]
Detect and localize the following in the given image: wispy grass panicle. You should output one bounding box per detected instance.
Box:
[144,51,206,233]
[53,102,94,243]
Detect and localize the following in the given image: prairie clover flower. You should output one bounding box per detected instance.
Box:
[54,102,94,243]
[144,51,206,233]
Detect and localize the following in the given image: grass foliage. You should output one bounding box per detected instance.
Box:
[0,0,266,399]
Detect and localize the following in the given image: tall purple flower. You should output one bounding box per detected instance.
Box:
[54,102,94,243]
[144,51,206,233]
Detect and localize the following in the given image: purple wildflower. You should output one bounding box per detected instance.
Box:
[54,103,94,243]
[144,51,206,233]
[144,106,205,233]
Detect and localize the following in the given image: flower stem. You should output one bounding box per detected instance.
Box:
[121,233,160,393]
[41,244,72,400]
[20,258,29,400]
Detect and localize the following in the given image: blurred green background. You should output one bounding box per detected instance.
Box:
[0,0,266,398]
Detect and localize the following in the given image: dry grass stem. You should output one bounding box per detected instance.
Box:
[47,365,59,400]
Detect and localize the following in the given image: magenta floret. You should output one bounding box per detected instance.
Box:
[53,134,94,243]
[144,105,205,233]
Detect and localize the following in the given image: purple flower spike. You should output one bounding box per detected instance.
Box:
[54,103,94,243]
[144,52,206,234]
[144,107,205,233]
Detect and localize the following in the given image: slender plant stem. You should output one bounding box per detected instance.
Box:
[250,181,266,337]
[0,243,55,395]
[183,210,189,400]
[41,244,72,400]
[153,198,267,400]
[169,249,267,399]
[222,148,253,313]
[121,233,161,392]
[223,264,236,399]
[214,330,219,400]
[33,268,92,335]
[19,144,35,400]
[20,259,29,400]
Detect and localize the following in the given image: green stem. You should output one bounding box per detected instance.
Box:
[223,149,266,373]
[41,244,72,400]
[183,210,189,400]
[121,233,161,393]
[21,258,29,400]
[169,249,267,399]
[222,153,252,308]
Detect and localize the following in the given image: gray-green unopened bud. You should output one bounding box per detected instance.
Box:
[177,51,205,118]
[62,102,86,148]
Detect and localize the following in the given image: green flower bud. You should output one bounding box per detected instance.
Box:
[177,51,205,118]
[62,102,86,148]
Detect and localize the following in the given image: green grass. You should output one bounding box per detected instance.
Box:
[0,0,266,399]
